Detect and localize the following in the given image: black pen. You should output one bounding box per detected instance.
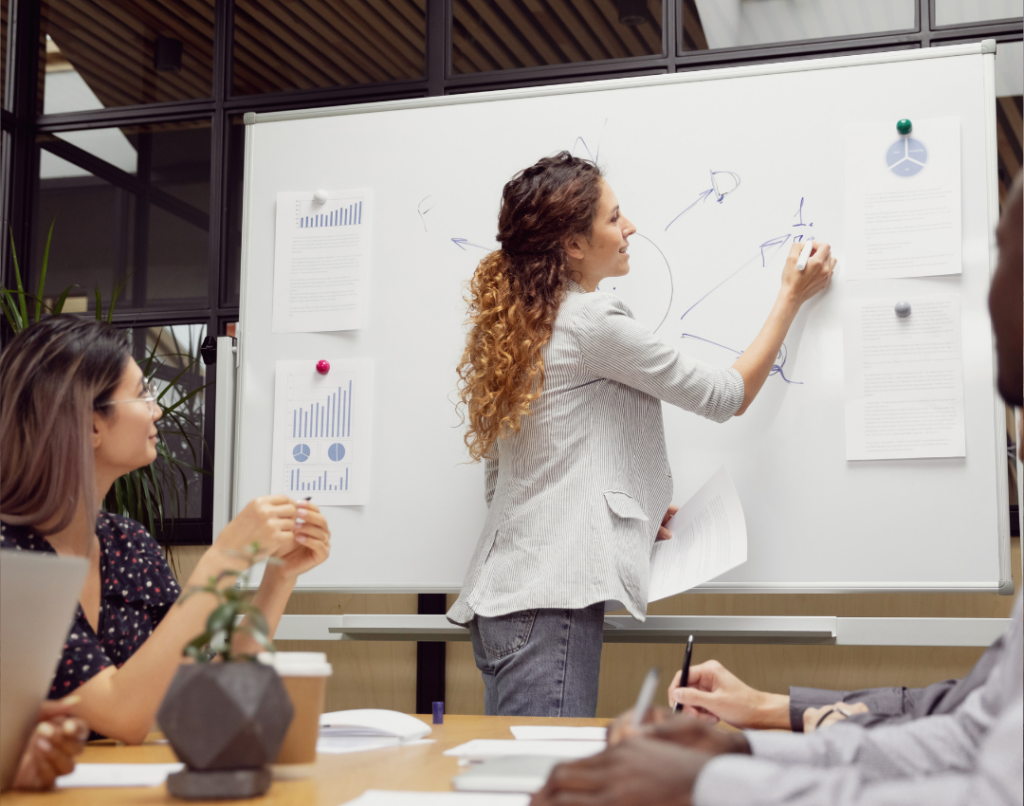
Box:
[673,634,695,714]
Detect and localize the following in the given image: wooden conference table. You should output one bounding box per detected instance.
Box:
[4,715,608,806]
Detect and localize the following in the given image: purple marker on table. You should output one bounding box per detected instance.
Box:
[432,701,444,725]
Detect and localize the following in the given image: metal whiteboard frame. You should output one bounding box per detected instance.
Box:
[221,41,1016,644]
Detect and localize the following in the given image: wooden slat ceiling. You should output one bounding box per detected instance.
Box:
[452,0,664,73]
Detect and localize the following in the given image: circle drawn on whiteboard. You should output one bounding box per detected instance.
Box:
[885,137,927,177]
[327,443,346,462]
[292,444,311,462]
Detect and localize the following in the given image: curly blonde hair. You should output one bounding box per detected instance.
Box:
[457,152,603,461]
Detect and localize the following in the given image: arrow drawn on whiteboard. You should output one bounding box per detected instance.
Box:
[665,171,742,231]
[451,238,492,251]
[418,196,434,231]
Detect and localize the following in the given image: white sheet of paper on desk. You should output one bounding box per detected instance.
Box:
[843,296,966,460]
[342,791,529,806]
[55,762,184,788]
[270,359,373,505]
[445,740,605,761]
[509,726,606,741]
[845,117,961,279]
[273,189,372,332]
[317,737,434,754]
[647,466,747,602]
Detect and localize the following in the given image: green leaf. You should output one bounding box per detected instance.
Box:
[206,602,237,634]
[34,219,56,323]
[93,285,102,322]
[51,284,77,316]
[9,229,28,325]
[183,631,213,661]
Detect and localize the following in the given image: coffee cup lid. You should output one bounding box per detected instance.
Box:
[257,651,333,677]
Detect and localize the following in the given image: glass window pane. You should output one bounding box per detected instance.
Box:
[681,0,915,52]
[232,0,426,96]
[452,0,664,74]
[40,1,213,114]
[34,120,211,311]
[126,323,207,522]
[935,0,1023,26]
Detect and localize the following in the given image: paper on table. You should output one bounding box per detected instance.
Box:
[270,359,373,505]
[444,740,605,761]
[55,763,183,788]
[509,726,606,741]
[647,467,747,602]
[843,296,966,460]
[342,791,529,806]
[316,737,434,755]
[273,189,372,333]
[845,117,961,280]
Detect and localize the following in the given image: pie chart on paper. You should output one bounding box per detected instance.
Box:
[292,444,311,462]
[886,137,927,177]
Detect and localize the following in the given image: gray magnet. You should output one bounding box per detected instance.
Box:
[894,301,912,318]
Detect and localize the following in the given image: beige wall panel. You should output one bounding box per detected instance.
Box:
[170,539,1020,718]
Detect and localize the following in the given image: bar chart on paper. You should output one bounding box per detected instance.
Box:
[271,358,373,505]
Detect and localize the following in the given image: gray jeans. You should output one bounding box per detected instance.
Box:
[469,602,605,717]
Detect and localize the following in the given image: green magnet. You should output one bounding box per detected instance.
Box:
[896,119,913,135]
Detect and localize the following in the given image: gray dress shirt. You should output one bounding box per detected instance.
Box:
[448,282,744,624]
[787,635,1003,731]
[693,594,1024,806]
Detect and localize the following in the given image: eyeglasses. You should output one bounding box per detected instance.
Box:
[97,379,160,416]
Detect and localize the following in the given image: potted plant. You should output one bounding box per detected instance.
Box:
[157,544,294,800]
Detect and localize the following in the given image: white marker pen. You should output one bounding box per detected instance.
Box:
[795,241,814,271]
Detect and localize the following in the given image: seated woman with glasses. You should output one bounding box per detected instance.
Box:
[0,316,332,745]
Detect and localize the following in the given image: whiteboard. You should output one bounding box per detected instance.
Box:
[235,42,1011,594]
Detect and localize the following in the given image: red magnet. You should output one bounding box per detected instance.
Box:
[316,360,330,375]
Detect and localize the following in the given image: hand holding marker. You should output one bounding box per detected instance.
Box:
[795,241,814,271]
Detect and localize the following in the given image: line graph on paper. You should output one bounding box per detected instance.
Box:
[272,359,373,505]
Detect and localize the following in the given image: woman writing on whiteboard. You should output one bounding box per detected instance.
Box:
[0,316,331,744]
[448,152,834,717]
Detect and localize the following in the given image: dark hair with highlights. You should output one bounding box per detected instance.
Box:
[457,151,604,461]
[0,316,129,539]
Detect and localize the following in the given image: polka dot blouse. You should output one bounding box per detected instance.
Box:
[0,513,181,700]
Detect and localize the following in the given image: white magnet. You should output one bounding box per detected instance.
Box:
[313,189,329,205]
[894,301,911,318]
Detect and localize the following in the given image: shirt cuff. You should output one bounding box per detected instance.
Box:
[746,730,824,765]
[692,754,788,806]
[711,367,745,422]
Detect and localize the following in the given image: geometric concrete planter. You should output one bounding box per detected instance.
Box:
[157,663,294,799]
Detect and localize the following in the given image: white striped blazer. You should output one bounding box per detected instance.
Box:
[447,281,744,624]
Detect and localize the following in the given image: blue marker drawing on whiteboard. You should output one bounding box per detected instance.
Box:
[418,196,433,232]
[665,170,742,232]
[451,238,492,251]
[571,118,608,163]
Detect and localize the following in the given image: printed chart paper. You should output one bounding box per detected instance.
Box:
[843,297,966,460]
[647,467,747,602]
[845,117,961,279]
[270,359,373,506]
[273,189,372,332]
